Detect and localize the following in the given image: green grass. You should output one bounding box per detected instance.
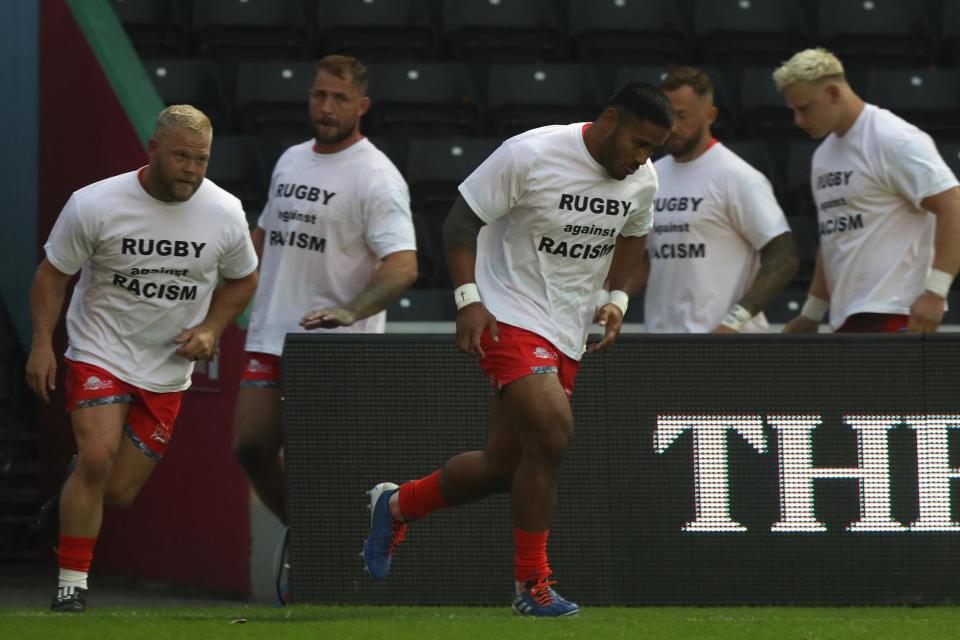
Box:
[4,605,960,639]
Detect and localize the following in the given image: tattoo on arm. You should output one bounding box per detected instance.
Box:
[739,232,800,315]
[442,196,485,257]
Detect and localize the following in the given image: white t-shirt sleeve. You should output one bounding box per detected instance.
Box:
[363,180,417,259]
[219,212,260,279]
[620,171,657,237]
[44,194,95,275]
[884,134,960,209]
[458,142,528,223]
[728,178,790,249]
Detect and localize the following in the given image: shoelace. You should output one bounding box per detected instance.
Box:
[387,521,407,554]
[527,578,559,606]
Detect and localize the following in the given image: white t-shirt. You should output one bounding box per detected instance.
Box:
[812,104,959,329]
[645,142,790,332]
[44,170,258,393]
[245,138,416,356]
[459,123,658,360]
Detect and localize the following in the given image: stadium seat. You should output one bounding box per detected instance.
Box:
[737,67,802,140]
[567,0,688,67]
[816,0,936,71]
[784,214,818,285]
[693,0,810,68]
[405,138,502,285]
[142,59,229,132]
[235,62,316,139]
[206,136,268,228]
[193,0,310,61]
[111,0,187,58]
[440,0,563,63]
[410,213,439,288]
[785,140,819,218]
[945,0,960,66]
[613,65,736,140]
[364,63,480,138]
[865,69,960,141]
[938,143,960,180]
[315,0,436,62]
[486,64,601,137]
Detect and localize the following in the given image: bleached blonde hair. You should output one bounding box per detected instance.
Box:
[773,48,845,91]
[154,104,212,136]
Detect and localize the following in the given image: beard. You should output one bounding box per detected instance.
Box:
[313,119,355,145]
[666,124,707,158]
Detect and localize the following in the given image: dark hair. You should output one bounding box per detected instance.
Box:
[660,66,713,100]
[314,55,369,94]
[607,82,674,130]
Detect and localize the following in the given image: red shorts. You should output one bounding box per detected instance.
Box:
[836,313,909,333]
[478,323,581,398]
[240,352,282,388]
[64,359,182,461]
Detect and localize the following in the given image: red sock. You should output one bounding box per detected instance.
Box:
[58,534,96,573]
[397,470,447,520]
[513,528,551,583]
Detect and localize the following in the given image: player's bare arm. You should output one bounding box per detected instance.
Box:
[300,250,417,330]
[909,186,960,333]
[174,270,259,360]
[715,232,800,333]
[250,226,265,261]
[589,234,646,353]
[444,195,497,359]
[784,249,830,333]
[25,259,72,402]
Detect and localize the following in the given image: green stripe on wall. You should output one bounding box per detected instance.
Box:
[65,0,163,146]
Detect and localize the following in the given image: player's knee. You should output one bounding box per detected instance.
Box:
[233,437,273,475]
[525,415,573,465]
[75,449,116,486]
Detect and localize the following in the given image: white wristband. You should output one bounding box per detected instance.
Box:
[453,283,481,310]
[607,289,629,316]
[925,268,953,298]
[800,296,829,323]
[720,304,753,331]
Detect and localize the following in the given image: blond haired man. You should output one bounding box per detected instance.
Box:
[27,105,259,612]
[775,48,960,333]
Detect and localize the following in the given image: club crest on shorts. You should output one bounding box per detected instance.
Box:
[533,347,558,360]
[246,358,275,374]
[82,376,114,392]
[150,422,171,444]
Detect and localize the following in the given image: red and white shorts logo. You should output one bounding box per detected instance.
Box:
[246,358,275,374]
[533,346,558,360]
[150,422,172,445]
[82,376,114,392]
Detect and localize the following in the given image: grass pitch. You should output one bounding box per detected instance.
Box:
[4,605,960,640]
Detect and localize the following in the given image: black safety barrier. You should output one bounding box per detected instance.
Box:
[283,333,960,605]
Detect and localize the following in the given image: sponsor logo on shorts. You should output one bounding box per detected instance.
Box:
[533,347,558,360]
[83,376,114,392]
[150,422,171,445]
[246,358,275,374]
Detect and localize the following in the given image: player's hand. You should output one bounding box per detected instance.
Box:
[907,291,946,334]
[25,344,57,403]
[173,326,217,361]
[455,302,498,359]
[300,307,357,330]
[587,303,623,354]
[783,316,820,333]
[712,325,738,334]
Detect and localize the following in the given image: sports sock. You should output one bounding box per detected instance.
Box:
[397,470,447,521]
[57,534,96,590]
[513,527,551,584]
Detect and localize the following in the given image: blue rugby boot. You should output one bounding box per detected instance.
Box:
[511,577,580,617]
[362,482,406,581]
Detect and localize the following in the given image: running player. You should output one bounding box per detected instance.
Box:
[26,105,259,612]
[774,48,960,333]
[233,55,417,527]
[641,66,798,333]
[363,83,673,617]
